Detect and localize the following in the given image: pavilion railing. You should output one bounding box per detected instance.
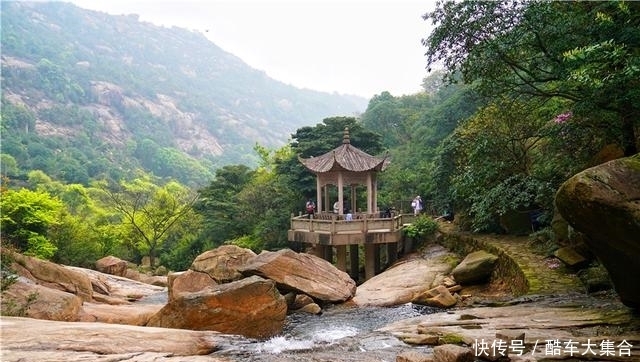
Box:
[290,212,417,234]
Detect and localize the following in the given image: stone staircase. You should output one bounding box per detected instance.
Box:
[438,222,585,296]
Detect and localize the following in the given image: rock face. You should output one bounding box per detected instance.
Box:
[147,275,287,339]
[352,245,455,307]
[168,269,217,301]
[10,252,93,302]
[0,317,231,361]
[1,278,83,321]
[239,249,356,303]
[555,154,640,308]
[451,250,498,285]
[191,245,257,283]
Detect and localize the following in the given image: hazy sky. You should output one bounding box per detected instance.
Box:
[69,0,436,99]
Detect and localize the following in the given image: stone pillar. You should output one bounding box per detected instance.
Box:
[364,243,376,281]
[336,245,347,272]
[323,245,333,263]
[349,244,359,281]
[386,242,398,266]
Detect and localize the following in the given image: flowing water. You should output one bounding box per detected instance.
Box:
[211,303,439,361]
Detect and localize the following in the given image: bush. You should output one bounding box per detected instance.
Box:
[404,215,439,240]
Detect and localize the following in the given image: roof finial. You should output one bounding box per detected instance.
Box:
[342,127,350,144]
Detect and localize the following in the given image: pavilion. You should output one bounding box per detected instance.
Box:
[288,128,416,281]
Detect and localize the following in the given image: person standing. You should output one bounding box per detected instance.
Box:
[411,195,423,216]
[305,199,316,218]
[333,200,340,214]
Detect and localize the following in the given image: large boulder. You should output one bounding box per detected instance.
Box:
[10,252,93,302]
[1,277,83,321]
[556,154,640,308]
[451,250,498,285]
[167,269,217,301]
[191,245,257,283]
[238,248,356,303]
[95,255,128,277]
[147,275,287,339]
[352,245,455,307]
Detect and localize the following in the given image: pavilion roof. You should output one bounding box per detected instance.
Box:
[298,128,389,173]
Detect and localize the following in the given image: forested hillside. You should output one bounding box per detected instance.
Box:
[0,1,366,186]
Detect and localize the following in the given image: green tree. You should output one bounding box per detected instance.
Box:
[0,188,63,259]
[195,165,255,247]
[100,177,198,266]
[423,0,639,156]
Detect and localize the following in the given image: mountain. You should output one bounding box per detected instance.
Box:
[0,1,367,186]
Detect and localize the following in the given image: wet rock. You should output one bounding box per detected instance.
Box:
[452,250,498,285]
[297,302,322,315]
[124,268,168,287]
[95,255,128,277]
[555,153,640,308]
[239,248,356,303]
[413,285,457,308]
[191,244,257,284]
[353,245,455,306]
[147,275,287,339]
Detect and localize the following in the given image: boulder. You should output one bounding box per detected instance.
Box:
[413,285,457,308]
[147,275,287,339]
[238,248,356,303]
[168,269,217,301]
[1,277,83,321]
[352,245,455,307]
[433,344,474,362]
[125,268,168,287]
[95,255,128,277]
[451,250,498,285]
[553,246,588,269]
[67,266,166,303]
[191,245,257,283]
[10,252,93,302]
[555,154,640,308]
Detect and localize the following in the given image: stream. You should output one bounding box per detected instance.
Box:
[210,302,439,361]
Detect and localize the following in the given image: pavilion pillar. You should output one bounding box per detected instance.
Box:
[372,175,378,214]
[349,244,359,281]
[364,242,376,280]
[350,185,356,213]
[316,177,322,213]
[338,172,344,215]
[323,184,329,213]
[336,245,347,272]
[366,173,373,214]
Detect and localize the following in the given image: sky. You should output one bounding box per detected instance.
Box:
[68,0,436,99]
